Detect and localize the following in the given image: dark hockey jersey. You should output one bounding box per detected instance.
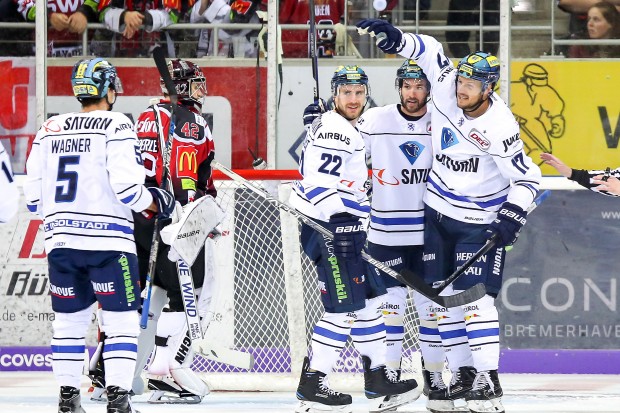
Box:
[135,100,216,206]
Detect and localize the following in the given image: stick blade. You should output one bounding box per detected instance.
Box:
[434,283,487,308]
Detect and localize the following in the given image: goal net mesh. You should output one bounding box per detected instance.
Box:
[192,170,422,391]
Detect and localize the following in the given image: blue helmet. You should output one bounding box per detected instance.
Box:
[395,59,430,90]
[330,65,370,96]
[456,51,500,90]
[71,58,123,102]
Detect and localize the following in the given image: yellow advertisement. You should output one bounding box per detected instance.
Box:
[509,61,620,175]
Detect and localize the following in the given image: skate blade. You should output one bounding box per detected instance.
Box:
[295,400,353,413]
[466,397,505,413]
[147,390,202,404]
[87,386,107,402]
[369,386,423,412]
[427,399,469,413]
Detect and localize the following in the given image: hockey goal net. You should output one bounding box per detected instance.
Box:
[192,168,422,391]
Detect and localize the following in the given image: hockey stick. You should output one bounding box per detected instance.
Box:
[212,161,484,307]
[309,0,319,100]
[140,46,178,329]
[431,189,551,295]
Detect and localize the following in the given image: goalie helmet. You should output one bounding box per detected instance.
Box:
[395,59,429,90]
[71,58,123,102]
[456,51,500,90]
[161,59,207,107]
[330,65,370,97]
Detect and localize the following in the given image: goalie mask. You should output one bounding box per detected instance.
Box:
[71,58,123,106]
[161,59,207,108]
[456,51,500,92]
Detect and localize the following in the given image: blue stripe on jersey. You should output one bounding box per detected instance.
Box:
[439,328,467,340]
[120,193,136,204]
[467,328,500,340]
[27,204,38,213]
[351,323,386,336]
[306,187,329,200]
[343,198,370,213]
[51,345,86,353]
[428,177,507,209]
[413,34,425,57]
[386,325,405,334]
[103,343,138,352]
[419,326,439,335]
[370,215,424,225]
[313,326,349,343]
[44,219,133,235]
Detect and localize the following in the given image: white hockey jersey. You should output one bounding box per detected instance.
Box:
[289,110,370,222]
[397,33,541,224]
[24,111,154,254]
[358,104,433,246]
[0,142,18,224]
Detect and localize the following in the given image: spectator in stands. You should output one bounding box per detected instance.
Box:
[12,0,98,57]
[0,0,29,55]
[558,0,620,42]
[97,0,187,57]
[190,0,263,58]
[279,0,345,58]
[445,0,499,58]
[567,1,620,57]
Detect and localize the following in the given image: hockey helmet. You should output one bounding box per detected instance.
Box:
[456,51,500,90]
[71,58,123,102]
[395,59,430,90]
[160,59,207,105]
[330,65,370,97]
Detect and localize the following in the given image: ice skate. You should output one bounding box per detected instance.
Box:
[442,366,476,400]
[106,386,139,413]
[423,370,468,413]
[147,376,204,404]
[295,357,352,413]
[465,370,504,413]
[361,356,422,412]
[58,386,85,413]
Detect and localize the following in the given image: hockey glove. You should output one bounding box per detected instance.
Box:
[147,187,176,220]
[303,99,327,129]
[356,18,404,54]
[328,213,366,259]
[486,202,527,248]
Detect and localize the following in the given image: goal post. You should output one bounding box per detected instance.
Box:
[192,169,423,391]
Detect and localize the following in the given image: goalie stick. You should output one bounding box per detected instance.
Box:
[211,161,484,308]
[141,45,178,329]
[431,189,552,295]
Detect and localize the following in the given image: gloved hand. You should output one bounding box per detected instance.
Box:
[147,187,176,220]
[356,18,404,54]
[328,213,366,259]
[303,98,327,129]
[486,202,527,248]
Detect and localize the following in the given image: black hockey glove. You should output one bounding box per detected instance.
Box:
[486,202,527,248]
[356,18,404,54]
[303,99,327,128]
[328,213,366,259]
[148,187,176,220]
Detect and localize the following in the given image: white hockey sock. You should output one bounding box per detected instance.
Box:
[462,294,500,371]
[435,287,473,370]
[309,312,354,374]
[52,307,92,389]
[351,296,387,369]
[101,310,139,391]
[379,287,408,370]
[412,291,446,372]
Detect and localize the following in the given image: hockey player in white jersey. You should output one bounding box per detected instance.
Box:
[23,58,177,413]
[0,142,18,224]
[357,20,542,413]
[289,65,421,413]
[358,60,462,413]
